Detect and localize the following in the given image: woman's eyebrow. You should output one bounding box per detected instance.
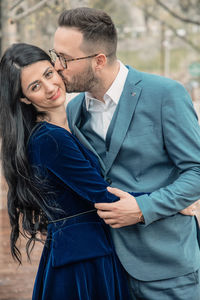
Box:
[27,67,52,91]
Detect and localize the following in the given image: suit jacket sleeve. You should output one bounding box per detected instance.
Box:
[136,82,200,226]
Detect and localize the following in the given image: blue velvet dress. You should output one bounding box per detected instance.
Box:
[28,122,131,300]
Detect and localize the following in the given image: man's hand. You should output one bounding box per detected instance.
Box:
[180,199,200,216]
[94,187,143,228]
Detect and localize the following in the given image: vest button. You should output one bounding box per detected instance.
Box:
[106,178,112,185]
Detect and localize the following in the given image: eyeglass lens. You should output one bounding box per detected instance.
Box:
[50,51,66,68]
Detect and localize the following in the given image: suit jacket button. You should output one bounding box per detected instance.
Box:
[106,178,112,184]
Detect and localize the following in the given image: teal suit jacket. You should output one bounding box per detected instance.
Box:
[67,66,200,281]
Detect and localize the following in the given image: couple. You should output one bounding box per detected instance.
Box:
[1,7,200,300]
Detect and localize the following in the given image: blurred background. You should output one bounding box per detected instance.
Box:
[0,0,200,299]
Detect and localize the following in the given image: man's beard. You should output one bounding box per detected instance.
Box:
[60,65,99,93]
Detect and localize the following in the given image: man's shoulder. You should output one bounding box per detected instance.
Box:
[67,92,85,111]
[126,65,182,89]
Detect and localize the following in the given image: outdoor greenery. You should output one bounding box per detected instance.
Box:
[0,0,200,83]
[118,47,192,75]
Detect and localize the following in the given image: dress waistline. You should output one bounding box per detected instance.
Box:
[48,208,97,224]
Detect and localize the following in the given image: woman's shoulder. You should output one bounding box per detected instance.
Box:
[30,122,72,144]
[28,122,76,160]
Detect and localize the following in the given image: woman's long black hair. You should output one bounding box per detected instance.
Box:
[0,43,54,264]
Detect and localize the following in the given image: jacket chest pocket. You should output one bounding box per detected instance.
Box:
[127,124,154,138]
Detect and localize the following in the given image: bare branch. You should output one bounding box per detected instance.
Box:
[10,0,49,23]
[10,0,25,11]
[144,8,200,52]
[155,0,200,26]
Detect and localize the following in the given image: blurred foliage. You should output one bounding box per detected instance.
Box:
[118,47,189,74]
[1,0,200,82]
[132,0,200,52]
[88,0,132,38]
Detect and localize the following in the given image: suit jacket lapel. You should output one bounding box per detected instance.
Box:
[105,68,142,174]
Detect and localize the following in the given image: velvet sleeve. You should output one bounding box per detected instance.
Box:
[35,127,118,204]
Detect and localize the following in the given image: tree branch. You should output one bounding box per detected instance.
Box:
[10,0,25,11]
[10,0,49,23]
[144,8,200,52]
[10,0,24,11]
[155,0,200,26]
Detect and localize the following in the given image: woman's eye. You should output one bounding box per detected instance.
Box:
[46,70,53,78]
[31,83,40,91]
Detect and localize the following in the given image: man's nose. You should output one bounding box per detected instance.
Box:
[54,58,64,71]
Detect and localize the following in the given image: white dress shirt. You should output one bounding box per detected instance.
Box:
[85,61,128,140]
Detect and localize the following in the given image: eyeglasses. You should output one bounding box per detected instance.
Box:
[49,49,98,69]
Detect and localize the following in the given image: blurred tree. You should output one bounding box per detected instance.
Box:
[155,0,200,26]
[132,0,200,53]
[0,0,51,54]
[0,0,72,55]
[88,0,132,39]
[0,1,18,54]
[0,0,132,56]
[10,0,49,23]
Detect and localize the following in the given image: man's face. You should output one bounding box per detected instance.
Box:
[53,27,99,93]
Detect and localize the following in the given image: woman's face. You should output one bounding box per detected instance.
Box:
[21,60,66,111]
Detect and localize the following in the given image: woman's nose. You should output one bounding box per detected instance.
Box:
[44,81,55,93]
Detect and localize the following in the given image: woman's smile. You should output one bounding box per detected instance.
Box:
[49,88,61,101]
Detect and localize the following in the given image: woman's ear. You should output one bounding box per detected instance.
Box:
[20,97,31,105]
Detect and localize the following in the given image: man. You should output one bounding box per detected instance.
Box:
[51,7,200,299]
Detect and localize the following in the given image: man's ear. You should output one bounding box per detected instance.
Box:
[94,53,107,70]
[20,97,31,105]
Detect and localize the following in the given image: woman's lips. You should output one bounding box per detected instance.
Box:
[51,88,61,100]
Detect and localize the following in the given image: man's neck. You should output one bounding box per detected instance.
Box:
[89,60,120,102]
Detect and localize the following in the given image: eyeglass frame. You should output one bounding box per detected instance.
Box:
[49,49,99,69]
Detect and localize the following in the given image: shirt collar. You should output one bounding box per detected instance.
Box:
[85,61,128,111]
[105,61,128,105]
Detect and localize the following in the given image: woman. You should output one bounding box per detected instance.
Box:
[0,43,133,300]
[0,43,196,300]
